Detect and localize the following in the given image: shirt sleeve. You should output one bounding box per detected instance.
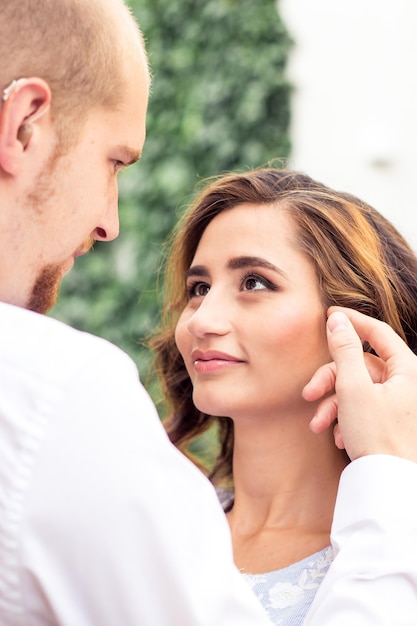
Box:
[20,345,272,626]
[303,455,417,626]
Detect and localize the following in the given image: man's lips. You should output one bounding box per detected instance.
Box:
[62,240,94,276]
[75,238,94,258]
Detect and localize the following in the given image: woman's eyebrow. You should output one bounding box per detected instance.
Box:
[184,265,209,280]
[184,256,286,280]
[228,256,286,277]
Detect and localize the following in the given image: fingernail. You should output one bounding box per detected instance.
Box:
[327,311,350,333]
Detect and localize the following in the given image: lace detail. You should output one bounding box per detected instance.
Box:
[216,489,334,624]
[242,547,334,625]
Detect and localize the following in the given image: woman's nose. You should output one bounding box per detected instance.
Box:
[186,290,232,338]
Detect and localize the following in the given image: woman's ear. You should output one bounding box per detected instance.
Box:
[0,77,51,175]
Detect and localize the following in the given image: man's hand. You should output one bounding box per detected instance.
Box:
[303,307,417,462]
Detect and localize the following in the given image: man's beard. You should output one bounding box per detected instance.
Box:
[23,141,93,315]
[23,142,64,315]
[27,265,64,314]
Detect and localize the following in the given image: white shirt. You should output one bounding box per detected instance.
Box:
[304,455,417,626]
[0,302,416,625]
[0,303,271,626]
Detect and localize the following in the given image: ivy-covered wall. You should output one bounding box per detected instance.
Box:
[52,0,292,392]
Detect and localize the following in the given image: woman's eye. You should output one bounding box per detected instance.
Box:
[242,275,267,291]
[187,282,210,298]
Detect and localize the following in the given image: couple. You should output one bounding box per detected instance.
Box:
[1,0,417,624]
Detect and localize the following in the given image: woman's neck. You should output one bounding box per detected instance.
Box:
[227,412,349,573]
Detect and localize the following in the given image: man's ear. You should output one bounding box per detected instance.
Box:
[0,77,51,176]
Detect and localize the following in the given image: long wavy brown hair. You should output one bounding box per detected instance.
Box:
[150,168,417,486]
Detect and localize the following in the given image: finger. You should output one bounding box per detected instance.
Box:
[363,352,386,384]
[328,306,415,365]
[302,361,336,402]
[333,423,345,450]
[303,344,385,410]
[304,349,384,406]
[309,393,338,433]
[326,311,373,394]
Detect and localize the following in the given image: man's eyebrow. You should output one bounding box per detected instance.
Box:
[227,256,286,276]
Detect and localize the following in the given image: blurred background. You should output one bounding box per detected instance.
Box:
[52,0,417,408]
[281,0,417,249]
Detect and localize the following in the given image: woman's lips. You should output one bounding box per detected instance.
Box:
[191,349,245,373]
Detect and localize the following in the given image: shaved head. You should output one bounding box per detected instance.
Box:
[0,0,150,145]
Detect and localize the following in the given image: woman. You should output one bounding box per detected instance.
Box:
[151,169,417,625]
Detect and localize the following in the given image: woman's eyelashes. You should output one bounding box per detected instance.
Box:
[239,272,278,292]
[186,280,210,298]
[185,271,278,299]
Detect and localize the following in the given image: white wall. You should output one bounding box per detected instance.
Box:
[280,0,417,249]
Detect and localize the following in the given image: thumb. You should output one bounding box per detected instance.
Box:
[326,311,371,392]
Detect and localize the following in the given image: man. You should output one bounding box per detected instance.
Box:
[0,1,272,624]
[0,1,416,624]
[0,0,149,314]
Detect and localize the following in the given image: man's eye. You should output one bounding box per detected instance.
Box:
[113,160,124,172]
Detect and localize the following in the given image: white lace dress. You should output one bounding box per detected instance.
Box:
[217,489,334,625]
[241,546,334,626]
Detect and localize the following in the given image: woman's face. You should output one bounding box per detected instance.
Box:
[175,203,331,420]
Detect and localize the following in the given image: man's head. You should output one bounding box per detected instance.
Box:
[0,0,150,312]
